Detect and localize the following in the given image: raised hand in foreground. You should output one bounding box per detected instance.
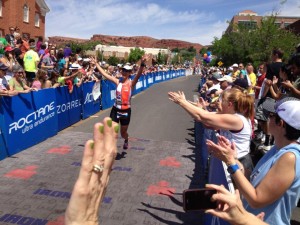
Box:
[65,117,119,225]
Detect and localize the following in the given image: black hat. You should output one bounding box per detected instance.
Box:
[233,78,249,89]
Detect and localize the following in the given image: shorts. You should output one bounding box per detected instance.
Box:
[255,98,268,122]
[25,71,36,83]
[110,106,131,126]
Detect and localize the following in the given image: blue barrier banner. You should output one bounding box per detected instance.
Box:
[82,81,101,119]
[154,71,162,83]
[182,69,185,76]
[166,70,171,80]
[0,113,8,160]
[143,75,148,91]
[101,80,116,110]
[162,71,166,81]
[154,71,160,84]
[172,70,176,78]
[56,86,82,131]
[147,73,154,88]
[0,89,58,156]
[132,75,144,96]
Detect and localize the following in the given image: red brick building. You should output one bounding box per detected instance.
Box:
[0,0,49,39]
[225,10,300,33]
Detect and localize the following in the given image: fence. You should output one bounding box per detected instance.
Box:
[0,69,186,160]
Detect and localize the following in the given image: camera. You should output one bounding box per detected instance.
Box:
[183,188,217,211]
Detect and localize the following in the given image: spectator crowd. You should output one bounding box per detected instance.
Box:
[2,26,300,225]
[169,44,300,224]
[0,26,186,97]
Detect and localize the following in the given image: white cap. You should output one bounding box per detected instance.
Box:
[69,63,82,69]
[217,75,233,83]
[276,98,300,130]
[122,65,133,70]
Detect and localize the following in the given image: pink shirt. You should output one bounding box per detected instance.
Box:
[31,80,42,90]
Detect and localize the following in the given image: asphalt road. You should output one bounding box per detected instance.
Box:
[68,74,300,225]
[0,75,299,224]
[69,75,200,143]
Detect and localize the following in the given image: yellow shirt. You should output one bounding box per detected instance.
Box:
[248,72,257,95]
[24,50,39,72]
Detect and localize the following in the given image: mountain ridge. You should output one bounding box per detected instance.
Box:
[48,34,203,51]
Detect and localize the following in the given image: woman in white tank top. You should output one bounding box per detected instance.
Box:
[168,88,254,175]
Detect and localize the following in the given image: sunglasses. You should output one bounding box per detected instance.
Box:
[122,69,131,73]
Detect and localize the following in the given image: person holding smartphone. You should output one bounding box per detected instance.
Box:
[205,184,268,225]
[90,55,149,150]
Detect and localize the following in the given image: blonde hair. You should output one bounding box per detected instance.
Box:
[222,88,254,119]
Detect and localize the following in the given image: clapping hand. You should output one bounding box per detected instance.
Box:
[168,91,186,105]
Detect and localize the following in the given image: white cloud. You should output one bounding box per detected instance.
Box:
[45,0,300,46]
[46,0,217,44]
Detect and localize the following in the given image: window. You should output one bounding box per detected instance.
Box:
[238,20,257,30]
[0,29,4,37]
[23,4,29,23]
[35,13,40,27]
[0,0,2,17]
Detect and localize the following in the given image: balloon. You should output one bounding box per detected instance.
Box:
[207,51,211,56]
[203,53,207,58]
[204,57,211,63]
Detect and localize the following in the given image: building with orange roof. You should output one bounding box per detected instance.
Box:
[225,10,300,33]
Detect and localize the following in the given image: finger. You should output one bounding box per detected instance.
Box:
[77,139,94,186]
[187,100,197,105]
[92,122,105,173]
[256,212,265,221]
[205,184,231,195]
[205,209,228,220]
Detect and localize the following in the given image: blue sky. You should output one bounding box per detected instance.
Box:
[45,0,300,46]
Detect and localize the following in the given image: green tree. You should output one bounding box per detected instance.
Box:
[107,56,120,66]
[171,53,180,65]
[212,14,300,68]
[128,47,145,64]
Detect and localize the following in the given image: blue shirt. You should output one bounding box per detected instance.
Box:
[243,144,300,225]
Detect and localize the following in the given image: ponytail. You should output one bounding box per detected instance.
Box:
[222,88,254,119]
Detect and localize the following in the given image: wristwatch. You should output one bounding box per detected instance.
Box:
[227,164,239,175]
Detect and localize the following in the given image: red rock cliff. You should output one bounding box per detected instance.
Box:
[48,34,203,52]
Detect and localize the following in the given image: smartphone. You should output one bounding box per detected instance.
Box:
[183,188,218,211]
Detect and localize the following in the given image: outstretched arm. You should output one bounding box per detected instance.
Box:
[90,57,119,85]
[131,54,150,88]
[168,91,243,130]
